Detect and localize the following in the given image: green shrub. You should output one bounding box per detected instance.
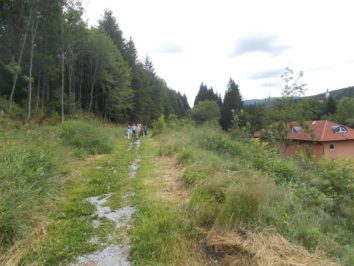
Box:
[152,115,166,136]
[60,120,114,155]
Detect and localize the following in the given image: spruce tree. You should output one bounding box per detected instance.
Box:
[324,96,337,115]
[220,78,243,130]
[194,83,222,106]
[98,9,125,55]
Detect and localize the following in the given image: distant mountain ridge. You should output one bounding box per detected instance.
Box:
[244,86,354,105]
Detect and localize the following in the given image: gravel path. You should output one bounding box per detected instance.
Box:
[71,140,141,266]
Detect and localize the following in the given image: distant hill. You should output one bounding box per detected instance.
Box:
[307,86,354,100]
[244,86,354,105]
[243,99,267,105]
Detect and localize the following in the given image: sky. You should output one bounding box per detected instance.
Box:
[82,0,354,106]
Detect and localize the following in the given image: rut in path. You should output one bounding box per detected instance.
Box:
[71,139,141,266]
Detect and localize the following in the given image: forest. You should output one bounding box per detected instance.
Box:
[0,0,190,123]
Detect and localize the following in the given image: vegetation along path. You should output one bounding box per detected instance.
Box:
[8,134,140,265]
[2,120,351,265]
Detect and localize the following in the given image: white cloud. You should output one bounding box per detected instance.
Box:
[82,0,354,106]
[232,34,289,57]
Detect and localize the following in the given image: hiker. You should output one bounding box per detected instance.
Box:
[132,123,136,138]
[127,125,132,139]
[136,124,141,138]
[144,125,148,136]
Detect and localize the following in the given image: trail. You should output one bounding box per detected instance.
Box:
[71,139,141,266]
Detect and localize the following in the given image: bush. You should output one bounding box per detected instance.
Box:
[152,115,166,136]
[60,120,114,155]
[190,100,220,124]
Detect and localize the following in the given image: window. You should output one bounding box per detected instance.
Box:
[291,126,301,133]
[329,143,336,150]
[331,126,348,134]
[335,127,347,134]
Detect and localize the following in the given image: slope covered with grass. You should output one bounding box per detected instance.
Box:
[154,119,353,265]
[0,116,119,263]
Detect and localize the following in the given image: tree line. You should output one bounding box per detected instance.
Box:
[191,68,354,136]
[0,1,190,123]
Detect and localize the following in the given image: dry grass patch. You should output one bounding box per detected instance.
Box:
[204,228,339,266]
[149,156,189,204]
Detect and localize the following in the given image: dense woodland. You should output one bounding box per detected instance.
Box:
[0,0,190,123]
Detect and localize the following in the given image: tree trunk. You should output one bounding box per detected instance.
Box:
[9,7,32,112]
[68,56,72,113]
[78,55,83,107]
[78,56,83,108]
[88,60,98,113]
[27,17,39,120]
[61,11,65,123]
[41,80,45,112]
[36,75,40,112]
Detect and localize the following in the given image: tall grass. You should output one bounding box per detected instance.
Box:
[0,117,118,260]
[60,120,115,155]
[157,120,354,264]
[0,126,64,248]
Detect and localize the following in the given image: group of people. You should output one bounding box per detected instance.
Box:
[127,123,147,139]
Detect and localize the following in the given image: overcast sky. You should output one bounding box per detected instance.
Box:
[82,0,354,106]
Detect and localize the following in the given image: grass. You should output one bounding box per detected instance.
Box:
[60,120,115,156]
[153,120,353,265]
[130,137,207,265]
[0,116,125,265]
[20,139,136,265]
[0,122,71,251]
[1,115,352,265]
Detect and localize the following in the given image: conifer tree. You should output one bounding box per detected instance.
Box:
[324,96,337,115]
[194,83,222,106]
[220,78,243,130]
[98,9,125,55]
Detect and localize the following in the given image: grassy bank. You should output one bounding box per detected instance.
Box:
[0,116,120,264]
[130,137,207,265]
[154,120,353,265]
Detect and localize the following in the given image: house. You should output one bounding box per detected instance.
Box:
[286,120,354,160]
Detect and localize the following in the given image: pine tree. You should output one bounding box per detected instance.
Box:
[220,78,243,130]
[98,9,125,55]
[194,83,221,106]
[124,37,138,68]
[324,96,337,115]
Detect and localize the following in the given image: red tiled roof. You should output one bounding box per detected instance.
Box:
[289,120,354,142]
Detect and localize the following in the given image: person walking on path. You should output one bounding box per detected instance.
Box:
[127,125,132,139]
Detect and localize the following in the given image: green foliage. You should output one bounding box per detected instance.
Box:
[1,3,188,123]
[194,83,222,107]
[152,115,166,136]
[220,78,243,130]
[190,100,220,124]
[333,97,354,124]
[60,120,115,155]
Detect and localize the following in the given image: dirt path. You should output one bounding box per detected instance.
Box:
[70,139,142,266]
